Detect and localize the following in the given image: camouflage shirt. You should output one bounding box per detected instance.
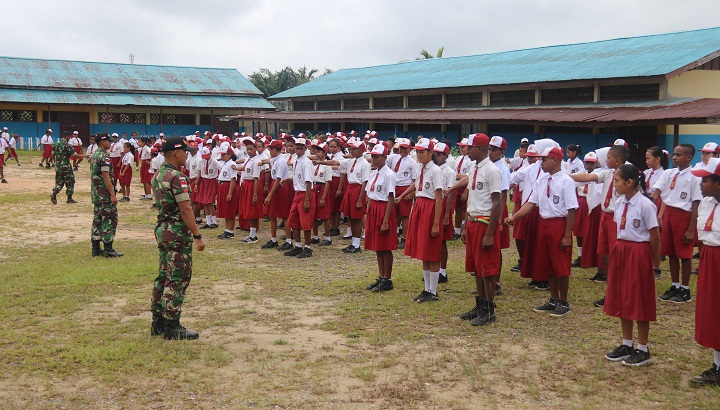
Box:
[53,139,75,170]
[90,149,115,204]
[152,162,192,243]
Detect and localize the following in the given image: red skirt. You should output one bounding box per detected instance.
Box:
[597,211,618,256]
[196,177,218,205]
[364,199,398,251]
[520,207,540,278]
[513,200,531,241]
[661,206,693,259]
[604,240,656,321]
[330,176,343,213]
[340,183,367,220]
[315,183,332,220]
[42,144,53,158]
[441,198,455,241]
[72,146,83,159]
[404,197,442,262]
[465,219,501,277]
[395,185,413,217]
[111,157,121,180]
[573,196,589,237]
[581,206,603,269]
[140,161,152,184]
[534,217,572,280]
[500,203,510,249]
[696,245,720,349]
[119,167,132,186]
[237,179,264,220]
[216,181,238,218]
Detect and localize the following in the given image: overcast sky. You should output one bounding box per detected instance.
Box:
[2,0,719,76]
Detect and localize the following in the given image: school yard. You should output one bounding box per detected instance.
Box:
[0,151,718,409]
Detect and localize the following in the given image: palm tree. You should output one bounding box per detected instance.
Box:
[249,66,332,97]
[417,47,445,60]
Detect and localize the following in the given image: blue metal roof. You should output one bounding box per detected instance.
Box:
[0,88,274,109]
[272,27,720,99]
[0,56,264,96]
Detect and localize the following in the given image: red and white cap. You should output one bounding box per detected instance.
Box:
[397,138,411,148]
[297,133,306,139]
[541,147,564,160]
[433,142,450,155]
[242,138,256,146]
[583,152,599,162]
[525,144,541,157]
[269,139,283,149]
[691,157,720,177]
[613,138,628,148]
[367,137,378,144]
[255,133,264,138]
[159,133,165,137]
[520,137,529,143]
[111,132,119,137]
[430,137,439,144]
[47,129,53,133]
[206,131,213,136]
[700,142,719,153]
[295,137,307,146]
[457,138,469,147]
[200,147,211,159]
[312,141,327,152]
[467,133,490,147]
[72,131,78,135]
[414,137,434,151]
[218,144,234,155]
[347,139,365,150]
[370,143,388,156]
[489,135,507,150]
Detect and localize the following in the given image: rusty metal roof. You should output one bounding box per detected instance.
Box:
[230,98,720,126]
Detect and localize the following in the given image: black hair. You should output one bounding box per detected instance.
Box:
[646,146,668,168]
[609,145,630,162]
[206,139,216,149]
[230,153,237,161]
[520,142,529,150]
[617,163,646,193]
[123,142,136,155]
[89,134,97,141]
[679,143,696,157]
[707,174,720,183]
[566,144,583,157]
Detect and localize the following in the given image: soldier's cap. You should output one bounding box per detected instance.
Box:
[96,132,111,142]
[162,136,191,152]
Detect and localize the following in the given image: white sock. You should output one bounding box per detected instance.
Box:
[681,285,689,290]
[637,344,648,353]
[212,216,217,224]
[325,236,331,241]
[461,220,466,228]
[622,339,633,347]
[423,270,430,292]
[250,227,256,237]
[454,227,461,234]
[225,229,232,234]
[439,268,447,277]
[352,237,360,248]
[304,245,312,250]
[577,247,582,257]
[346,227,352,236]
[271,237,277,243]
[714,350,720,367]
[295,241,302,248]
[286,238,293,244]
[672,282,680,289]
[428,271,440,295]
[313,235,319,240]
[397,226,400,233]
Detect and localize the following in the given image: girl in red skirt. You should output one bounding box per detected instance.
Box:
[364,144,398,292]
[435,142,457,284]
[311,142,334,246]
[118,143,135,202]
[216,145,240,239]
[327,138,345,236]
[397,138,444,303]
[261,139,290,249]
[237,140,264,243]
[690,158,720,385]
[603,164,659,367]
[195,147,220,229]
[571,152,599,267]
[138,138,154,200]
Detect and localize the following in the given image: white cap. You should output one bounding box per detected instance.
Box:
[489,135,507,149]
[218,144,233,155]
[159,132,165,137]
[347,139,365,150]
[583,152,599,162]
[414,137,433,151]
[295,137,307,146]
[457,138,469,146]
[701,142,719,153]
[370,143,388,156]
[72,131,78,135]
[433,142,450,154]
[367,137,378,144]
[520,137,529,143]
[613,138,628,147]
[111,132,118,137]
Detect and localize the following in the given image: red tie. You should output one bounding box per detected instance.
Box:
[604,179,614,208]
[619,202,629,229]
[472,165,479,188]
[394,156,402,172]
[419,165,425,188]
[205,159,209,174]
[583,184,589,194]
[670,172,679,190]
[314,164,320,176]
[287,155,292,165]
[705,203,718,231]
[369,172,379,192]
[546,176,552,198]
[647,170,655,189]
[350,159,357,173]
[456,156,464,173]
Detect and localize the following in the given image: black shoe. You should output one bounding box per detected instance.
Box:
[459,297,484,320]
[549,301,570,317]
[534,281,550,291]
[209,223,218,229]
[0,178,6,183]
[318,239,333,246]
[659,285,680,301]
[669,287,692,303]
[594,297,605,307]
[533,299,557,312]
[67,196,78,204]
[372,278,394,292]
[366,277,382,291]
[329,227,340,236]
[118,196,128,202]
[151,315,165,336]
[416,291,439,303]
[218,231,234,239]
[571,256,581,267]
[284,246,303,257]
[510,260,522,272]
[264,216,270,222]
[693,252,700,259]
[240,236,259,244]
[413,291,428,302]
[310,238,320,245]
[690,364,720,385]
[527,280,539,288]
[342,245,361,253]
[163,319,199,340]
[622,349,652,367]
[297,247,313,258]
[91,240,102,257]
[654,268,661,279]
[398,238,406,249]
[438,274,448,284]
[50,192,57,204]
[261,240,278,249]
[588,272,606,283]
[470,302,496,326]
[451,232,461,241]
[199,224,212,229]
[102,242,124,257]
[73,166,79,171]
[277,242,293,251]
[278,221,285,229]
[605,344,635,362]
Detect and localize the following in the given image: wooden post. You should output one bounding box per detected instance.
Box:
[673,124,679,147]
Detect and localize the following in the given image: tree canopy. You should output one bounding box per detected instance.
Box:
[248,66,333,97]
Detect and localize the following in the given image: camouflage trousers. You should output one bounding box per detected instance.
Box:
[53,167,75,197]
[151,241,193,321]
[91,203,118,243]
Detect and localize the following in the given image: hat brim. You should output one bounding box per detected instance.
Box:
[691,169,717,177]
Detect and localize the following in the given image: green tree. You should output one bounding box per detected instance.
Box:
[248,66,333,97]
[417,47,445,60]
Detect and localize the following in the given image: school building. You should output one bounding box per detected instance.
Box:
[236,27,720,165]
[0,57,274,148]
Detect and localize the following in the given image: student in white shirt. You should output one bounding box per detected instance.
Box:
[138,137,154,200]
[326,138,345,236]
[237,140,265,243]
[195,147,220,229]
[338,140,370,253]
[310,142,334,246]
[216,145,240,239]
[5,132,20,166]
[387,138,417,249]
[434,142,457,284]
[129,132,140,170]
[261,140,290,249]
[453,139,474,238]
[283,137,316,259]
[565,144,584,174]
[118,143,135,202]
[38,129,54,168]
[644,146,667,214]
[69,131,84,170]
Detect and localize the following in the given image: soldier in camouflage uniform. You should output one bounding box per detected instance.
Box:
[90,132,123,258]
[150,136,205,340]
[51,131,77,204]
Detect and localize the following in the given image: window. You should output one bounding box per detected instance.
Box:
[293,101,315,111]
[487,124,535,134]
[541,87,594,105]
[2,110,36,122]
[42,111,59,122]
[199,114,212,125]
[161,114,195,125]
[599,84,660,102]
[407,94,442,109]
[374,96,403,109]
[97,112,146,124]
[317,99,341,110]
[445,92,483,107]
[150,114,161,124]
[98,112,116,123]
[407,123,441,132]
[490,90,535,106]
[344,98,369,110]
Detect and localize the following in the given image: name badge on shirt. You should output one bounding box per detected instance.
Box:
[553,195,560,204]
[424,182,430,190]
[680,192,687,200]
[356,171,361,178]
[319,172,324,177]
[403,171,409,177]
[476,181,483,190]
[633,219,641,228]
[377,185,383,193]
[223,171,227,177]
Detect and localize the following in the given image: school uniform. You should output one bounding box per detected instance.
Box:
[119,152,134,186]
[266,155,290,219]
[453,154,474,212]
[5,135,18,161]
[109,141,123,180]
[328,151,345,213]
[237,155,265,220]
[387,154,417,218]
[438,162,458,241]
[573,169,591,239]
[696,196,720,349]
[510,161,544,278]
[404,161,444,262]
[494,158,512,249]
[364,165,398,251]
[644,167,665,212]
[69,136,84,159]
[465,157,502,276]
[216,160,239,218]
[196,157,220,205]
[288,154,316,231]
[41,135,53,159]
[580,169,605,269]
[604,194,658,322]
[313,163,334,220]
[139,146,152,184]
[528,171,579,280]
[566,157,584,174]
[653,167,702,259]
[596,168,619,256]
[284,153,297,216]
[340,157,370,220]
[186,152,200,203]
[0,138,6,167]
[149,153,164,176]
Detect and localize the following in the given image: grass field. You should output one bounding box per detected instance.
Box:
[0,152,718,409]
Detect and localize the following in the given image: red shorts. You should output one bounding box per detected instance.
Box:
[140,161,152,184]
[513,200,532,241]
[455,187,467,210]
[696,245,720,349]
[520,206,540,278]
[597,211,617,256]
[189,178,198,203]
[6,147,17,160]
[315,183,332,220]
[288,191,316,231]
[404,197,442,262]
[395,185,413,217]
[364,199,398,251]
[111,157,121,180]
[581,206,604,269]
[42,144,53,158]
[267,180,289,219]
[661,206,693,259]
[196,177,218,205]
[604,240,656,322]
[340,183,367,220]
[465,219,501,277]
[500,204,510,249]
[216,181,239,218]
[238,179,264,220]
[573,196,589,238]
[72,145,83,159]
[329,176,343,213]
[119,168,132,186]
[0,155,4,167]
[534,217,572,280]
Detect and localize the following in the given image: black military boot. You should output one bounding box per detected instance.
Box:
[50,191,57,205]
[151,314,165,336]
[91,240,102,257]
[102,242,124,257]
[67,195,77,204]
[164,319,199,340]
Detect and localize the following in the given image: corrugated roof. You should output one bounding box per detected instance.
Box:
[0,56,263,95]
[230,98,720,125]
[0,88,274,109]
[272,27,720,99]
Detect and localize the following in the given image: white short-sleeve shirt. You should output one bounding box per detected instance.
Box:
[218,160,238,182]
[365,165,397,202]
[697,196,720,247]
[529,171,579,219]
[466,158,502,216]
[653,167,702,212]
[270,154,289,181]
[414,161,444,200]
[293,154,314,192]
[345,157,370,185]
[454,155,474,176]
[242,155,263,181]
[121,152,134,167]
[438,162,457,191]
[312,164,333,184]
[596,168,618,213]
[614,193,659,242]
[387,154,417,186]
[644,167,664,195]
[493,158,511,191]
[199,158,221,179]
